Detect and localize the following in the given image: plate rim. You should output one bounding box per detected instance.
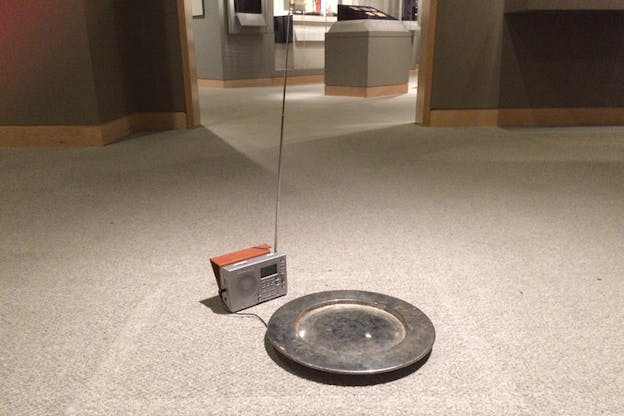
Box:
[267,290,435,375]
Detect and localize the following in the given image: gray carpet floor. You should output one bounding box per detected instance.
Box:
[2,81,624,415]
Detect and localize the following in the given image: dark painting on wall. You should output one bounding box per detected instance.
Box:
[235,0,262,14]
[402,0,418,21]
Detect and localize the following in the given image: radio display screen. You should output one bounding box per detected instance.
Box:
[261,264,278,278]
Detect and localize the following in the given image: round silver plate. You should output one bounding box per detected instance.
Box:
[267,290,435,375]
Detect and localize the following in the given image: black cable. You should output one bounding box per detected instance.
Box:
[232,312,268,328]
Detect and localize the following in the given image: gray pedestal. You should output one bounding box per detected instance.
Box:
[324,20,412,97]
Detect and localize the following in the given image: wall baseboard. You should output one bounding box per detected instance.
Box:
[271,74,324,86]
[0,125,104,146]
[428,109,500,126]
[428,107,624,127]
[497,107,624,127]
[0,112,187,147]
[325,83,408,98]
[198,75,325,88]
[198,78,272,88]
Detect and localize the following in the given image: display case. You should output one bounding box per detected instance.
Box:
[272,0,407,72]
[227,0,269,34]
[274,15,293,43]
[337,4,397,20]
[402,0,418,21]
[325,18,412,96]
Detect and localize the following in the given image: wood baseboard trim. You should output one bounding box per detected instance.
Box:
[198,78,273,88]
[198,79,227,88]
[0,125,103,146]
[428,109,500,126]
[100,117,133,145]
[0,112,187,147]
[223,78,273,88]
[428,107,624,127]
[100,112,187,145]
[130,112,187,132]
[325,83,408,98]
[497,107,624,127]
[271,74,324,86]
[199,75,325,88]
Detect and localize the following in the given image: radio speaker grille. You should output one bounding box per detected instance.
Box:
[236,273,258,295]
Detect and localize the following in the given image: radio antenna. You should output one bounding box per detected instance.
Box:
[274,7,291,253]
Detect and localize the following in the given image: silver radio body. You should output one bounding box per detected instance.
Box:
[219,252,287,312]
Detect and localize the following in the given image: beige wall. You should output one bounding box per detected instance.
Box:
[429,1,624,110]
[0,0,100,124]
[0,0,186,127]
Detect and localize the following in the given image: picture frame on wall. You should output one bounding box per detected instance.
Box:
[192,0,204,17]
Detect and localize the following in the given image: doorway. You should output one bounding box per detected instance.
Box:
[177,0,432,139]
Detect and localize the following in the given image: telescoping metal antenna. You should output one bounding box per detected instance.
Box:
[274,6,292,253]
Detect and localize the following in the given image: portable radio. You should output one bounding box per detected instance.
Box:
[210,244,287,312]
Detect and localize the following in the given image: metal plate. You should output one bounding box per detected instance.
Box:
[267,290,435,375]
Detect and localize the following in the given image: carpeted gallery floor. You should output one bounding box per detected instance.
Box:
[1,81,623,415]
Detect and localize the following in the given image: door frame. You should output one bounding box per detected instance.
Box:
[415,0,436,126]
[177,0,201,128]
[177,0,438,127]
